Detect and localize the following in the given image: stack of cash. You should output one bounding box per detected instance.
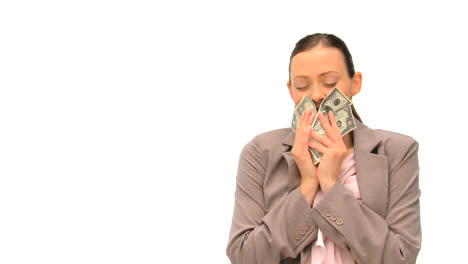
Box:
[291,88,356,164]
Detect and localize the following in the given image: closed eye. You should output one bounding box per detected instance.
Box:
[325,83,337,88]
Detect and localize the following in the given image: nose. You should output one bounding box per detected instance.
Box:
[310,89,325,108]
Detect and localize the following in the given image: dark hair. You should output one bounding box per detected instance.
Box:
[289,33,355,80]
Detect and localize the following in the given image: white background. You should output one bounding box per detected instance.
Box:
[1,1,467,263]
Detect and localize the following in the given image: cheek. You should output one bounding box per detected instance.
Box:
[337,84,352,98]
[292,91,304,105]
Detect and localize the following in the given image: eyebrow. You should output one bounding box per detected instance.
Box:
[293,71,339,80]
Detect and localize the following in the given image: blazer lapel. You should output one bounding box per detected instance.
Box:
[353,118,388,218]
[282,130,301,193]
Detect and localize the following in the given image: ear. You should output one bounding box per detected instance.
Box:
[351,71,362,97]
[287,80,293,99]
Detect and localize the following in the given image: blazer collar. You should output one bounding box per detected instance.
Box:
[282,116,381,153]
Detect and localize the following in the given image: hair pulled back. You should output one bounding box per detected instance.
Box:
[289,33,355,79]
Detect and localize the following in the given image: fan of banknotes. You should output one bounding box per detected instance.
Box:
[291,88,356,164]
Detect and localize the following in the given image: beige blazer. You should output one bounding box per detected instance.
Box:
[226,117,421,264]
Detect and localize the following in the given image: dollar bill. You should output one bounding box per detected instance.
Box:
[295,95,317,117]
[318,87,352,114]
[311,88,350,131]
[310,119,325,164]
[335,105,356,137]
[291,95,317,131]
[312,104,354,135]
[291,111,300,131]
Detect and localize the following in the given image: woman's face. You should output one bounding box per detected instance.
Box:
[287,46,362,108]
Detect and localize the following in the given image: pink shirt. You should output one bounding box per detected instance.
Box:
[306,151,359,264]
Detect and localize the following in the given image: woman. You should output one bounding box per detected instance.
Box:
[226,33,421,264]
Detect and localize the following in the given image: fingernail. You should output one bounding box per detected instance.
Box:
[302,111,305,117]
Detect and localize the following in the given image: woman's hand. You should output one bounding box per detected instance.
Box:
[308,111,349,193]
[291,109,319,205]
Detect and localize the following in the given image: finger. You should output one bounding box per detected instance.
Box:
[302,113,316,140]
[317,111,332,136]
[300,126,314,144]
[298,110,305,128]
[306,113,316,127]
[299,110,313,137]
[295,110,306,139]
[298,109,309,127]
[327,110,345,143]
[296,121,311,145]
[309,130,334,148]
[308,139,328,154]
[318,111,339,142]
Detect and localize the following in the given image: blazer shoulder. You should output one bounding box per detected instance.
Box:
[373,128,419,148]
[250,128,291,150]
[253,127,291,143]
[238,128,291,175]
[372,128,419,168]
[242,128,291,156]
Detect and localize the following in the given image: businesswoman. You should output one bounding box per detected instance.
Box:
[226,33,421,264]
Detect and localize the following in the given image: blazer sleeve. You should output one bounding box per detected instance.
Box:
[226,136,318,264]
[312,137,421,264]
